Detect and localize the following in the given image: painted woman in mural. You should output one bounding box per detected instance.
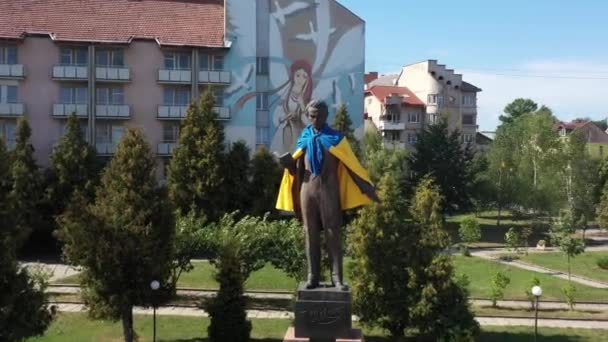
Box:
[270,60,313,154]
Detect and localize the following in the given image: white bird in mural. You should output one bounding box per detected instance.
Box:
[311,0,334,75]
[332,79,343,110]
[348,72,357,94]
[294,21,336,45]
[272,0,315,27]
[225,64,254,96]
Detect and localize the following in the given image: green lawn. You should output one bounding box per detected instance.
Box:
[453,256,608,302]
[521,251,608,283]
[27,313,608,342]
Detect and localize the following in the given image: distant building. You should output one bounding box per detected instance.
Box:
[555,120,608,159]
[364,60,481,150]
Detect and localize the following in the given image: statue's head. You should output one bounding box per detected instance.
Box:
[306,99,328,131]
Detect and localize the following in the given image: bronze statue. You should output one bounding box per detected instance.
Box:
[276,100,378,290]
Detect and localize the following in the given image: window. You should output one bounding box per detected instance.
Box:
[164,52,191,70]
[462,133,474,144]
[162,123,180,143]
[60,87,88,104]
[428,114,438,124]
[163,87,191,106]
[96,123,124,144]
[199,54,224,71]
[0,121,16,145]
[462,95,475,106]
[213,87,224,106]
[60,47,88,66]
[408,112,420,123]
[387,131,400,142]
[0,85,18,103]
[256,127,270,145]
[427,94,443,105]
[407,133,418,144]
[0,46,18,64]
[256,57,269,75]
[462,114,476,126]
[95,49,124,67]
[256,92,269,110]
[96,87,124,105]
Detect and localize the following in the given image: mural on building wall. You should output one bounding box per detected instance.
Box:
[226,0,364,154]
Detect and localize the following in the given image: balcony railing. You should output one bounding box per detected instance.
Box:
[96,142,116,155]
[0,64,25,78]
[53,104,88,117]
[96,67,130,81]
[53,65,88,80]
[0,103,24,117]
[377,121,405,131]
[158,69,192,83]
[96,105,130,118]
[199,70,231,84]
[157,142,179,156]
[157,105,230,120]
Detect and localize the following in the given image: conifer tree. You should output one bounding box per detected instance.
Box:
[0,138,54,341]
[249,146,282,217]
[9,117,42,246]
[333,104,361,157]
[168,89,225,220]
[223,140,251,215]
[57,129,173,342]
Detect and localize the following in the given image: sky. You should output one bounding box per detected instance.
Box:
[339,0,608,131]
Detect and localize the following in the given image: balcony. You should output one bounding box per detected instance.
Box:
[157,142,179,156]
[199,70,231,84]
[96,105,130,119]
[53,65,88,80]
[158,69,192,83]
[0,64,25,78]
[96,142,116,155]
[158,105,229,120]
[53,104,88,117]
[96,67,130,82]
[383,141,406,149]
[377,121,405,131]
[0,103,24,117]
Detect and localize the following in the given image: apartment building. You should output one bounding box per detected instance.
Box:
[0,0,365,178]
[365,60,481,150]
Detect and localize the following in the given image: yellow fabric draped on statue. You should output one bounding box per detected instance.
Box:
[275,138,374,211]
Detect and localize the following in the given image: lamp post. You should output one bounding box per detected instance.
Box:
[532,285,542,342]
[150,280,160,342]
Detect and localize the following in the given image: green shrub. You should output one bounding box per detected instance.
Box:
[597,256,608,270]
[459,218,481,256]
[524,277,541,310]
[490,271,511,308]
[562,283,577,310]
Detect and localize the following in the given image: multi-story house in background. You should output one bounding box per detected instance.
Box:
[365,60,481,150]
[555,120,608,159]
[0,0,365,179]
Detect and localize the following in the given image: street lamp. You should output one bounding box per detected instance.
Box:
[532,285,542,342]
[150,280,160,342]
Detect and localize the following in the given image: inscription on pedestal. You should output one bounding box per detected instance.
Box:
[294,282,352,340]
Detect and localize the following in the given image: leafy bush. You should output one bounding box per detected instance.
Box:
[490,271,511,307]
[562,283,577,310]
[459,217,481,256]
[598,256,608,271]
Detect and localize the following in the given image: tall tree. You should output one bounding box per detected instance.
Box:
[409,120,474,212]
[499,98,538,124]
[249,146,282,217]
[168,89,226,220]
[0,138,54,342]
[9,117,42,246]
[333,104,361,157]
[57,129,173,342]
[223,140,251,215]
[350,174,478,341]
[564,131,598,226]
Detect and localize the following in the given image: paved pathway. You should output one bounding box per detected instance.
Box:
[21,262,79,282]
[52,303,608,329]
[470,249,608,289]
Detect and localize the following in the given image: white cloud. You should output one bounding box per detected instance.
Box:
[462,60,608,131]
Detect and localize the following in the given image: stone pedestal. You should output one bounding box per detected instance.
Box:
[292,282,353,341]
[283,327,365,342]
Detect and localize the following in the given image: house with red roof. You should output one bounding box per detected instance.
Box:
[555,120,608,159]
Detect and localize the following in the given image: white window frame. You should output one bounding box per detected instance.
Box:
[256,92,269,110]
[0,121,16,143]
[462,133,474,144]
[199,54,224,71]
[60,47,88,66]
[164,52,191,70]
[408,112,420,123]
[162,123,180,143]
[96,87,124,105]
[163,87,191,106]
[95,49,125,67]
[0,46,18,64]
[256,127,270,145]
[428,114,438,124]
[462,114,476,126]
[462,95,475,106]
[60,86,88,104]
[0,85,18,104]
[95,122,124,144]
[407,133,418,144]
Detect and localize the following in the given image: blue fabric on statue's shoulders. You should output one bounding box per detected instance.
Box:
[295,124,344,176]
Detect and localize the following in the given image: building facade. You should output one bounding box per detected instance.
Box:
[0,0,365,178]
[365,60,481,150]
[555,120,608,159]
